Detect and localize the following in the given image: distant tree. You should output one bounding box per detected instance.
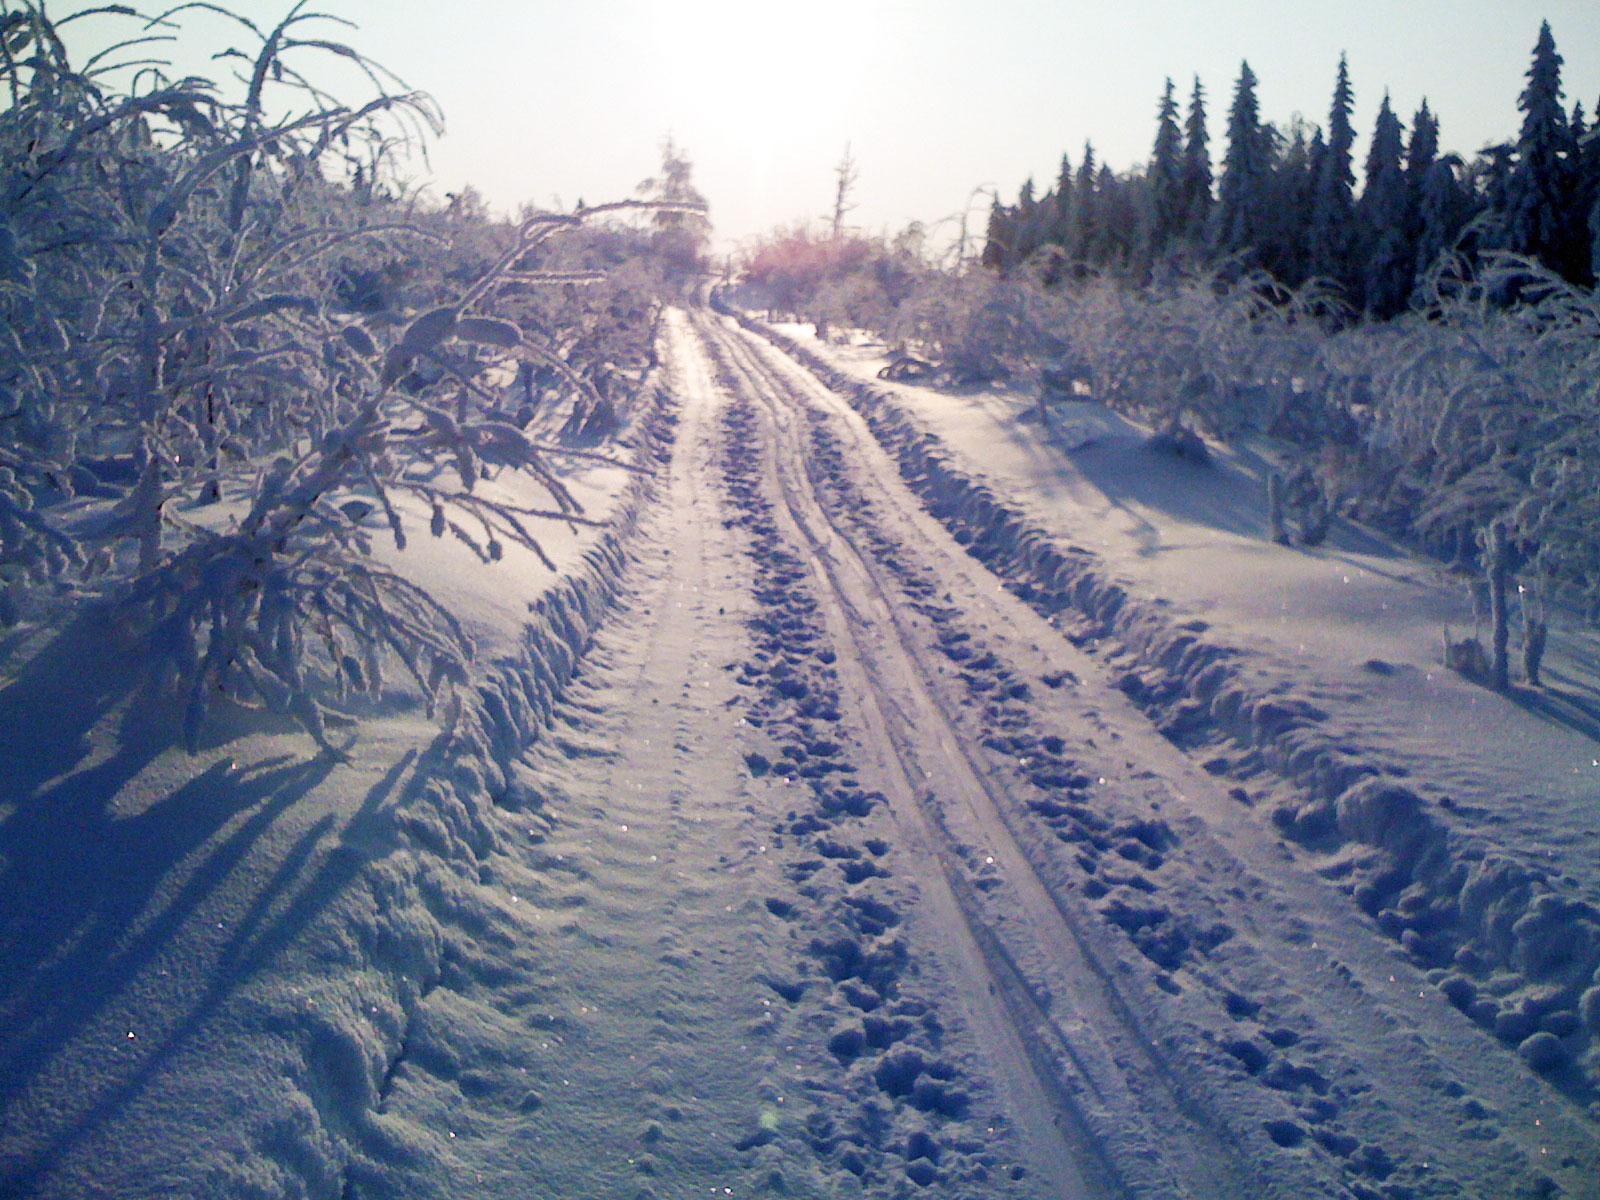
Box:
[1213,61,1273,256]
[1013,176,1045,262]
[1073,142,1099,264]
[1469,142,1518,258]
[1415,154,1471,283]
[1505,21,1582,279]
[1179,76,1214,245]
[1047,150,1075,251]
[1361,94,1413,316]
[637,136,711,281]
[1308,55,1357,287]
[1404,101,1441,284]
[1572,100,1600,283]
[1148,77,1185,259]
[980,196,1014,272]
[1407,100,1440,181]
[1261,117,1317,285]
[1091,163,1136,268]
[829,142,859,241]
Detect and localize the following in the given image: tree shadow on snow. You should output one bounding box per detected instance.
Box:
[1067,430,1405,563]
[0,613,428,1190]
[1507,676,1600,748]
[0,745,418,1195]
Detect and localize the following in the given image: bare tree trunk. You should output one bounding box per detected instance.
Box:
[1484,523,1511,692]
[830,143,858,242]
[1268,472,1289,544]
[1523,619,1548,686]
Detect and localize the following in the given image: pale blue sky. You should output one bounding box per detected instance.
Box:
[83,1,1600,251]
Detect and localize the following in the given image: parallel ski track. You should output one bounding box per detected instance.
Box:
[691,309,1271,1200]
[681,306,1600,1200]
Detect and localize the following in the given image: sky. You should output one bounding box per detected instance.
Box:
[66,1,1600,256]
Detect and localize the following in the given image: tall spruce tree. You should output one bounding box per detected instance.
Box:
[1213,61,1273,257]
[1051,150,1075,248]
[980,196,1013,272]
[1362,93,1413,316]
[1571,100,1599,283]
[1506,21,1580,278]
[1013,177,1043,263]
[1149,77,1185,259]
[1179,76,1213,245]
[1415,154,1470,283]
[1407,100,1440,180]
[1261,117,1317,285]
[1405,101,1443,286]
[1308,54,1357,286]
[1092,163,1135,268]
[1071,142,1098,264]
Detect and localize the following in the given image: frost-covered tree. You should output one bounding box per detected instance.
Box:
[1308,55,1357,287]
[1148,78,1186,259]
[1573,99,1600,284]
[1213,61,1274,257]
[1404,101,1441,283]
[1259,117,1317,286]
[1179,76,1214,246]
[1415,154,1471,282]
[1091,164,1136,269]
[1504,22,1582,280]
[1362,94,1413,317]
[0,2,689,752]
[637,136,711,283]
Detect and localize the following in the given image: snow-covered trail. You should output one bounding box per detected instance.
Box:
[599,307,1595,1198]
[386,304,1594,1198]
[5,304,1596,1199]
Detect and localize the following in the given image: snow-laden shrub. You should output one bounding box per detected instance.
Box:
[1371,258,1600,593]
[1059,267,1346,440]
[0,4,694,751]
[887,269,1066,384]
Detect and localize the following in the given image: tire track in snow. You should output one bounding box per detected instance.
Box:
[709,332,1046,1195]
[691,309,1599,1199]
[695,310,1265,1199]
[736,310,1600,1132]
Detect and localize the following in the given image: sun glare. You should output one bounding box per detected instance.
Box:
[642,0,882,147]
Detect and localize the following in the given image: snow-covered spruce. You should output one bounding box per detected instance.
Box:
[734,308,1600,1098]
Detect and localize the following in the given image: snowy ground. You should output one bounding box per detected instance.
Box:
[2,307,1598,1199]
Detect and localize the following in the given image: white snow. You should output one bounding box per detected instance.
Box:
[4,310,1599,1200]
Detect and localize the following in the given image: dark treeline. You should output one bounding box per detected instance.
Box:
[982,22,1600,317]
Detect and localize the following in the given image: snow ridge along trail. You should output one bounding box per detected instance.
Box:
[641,307,1595,1199]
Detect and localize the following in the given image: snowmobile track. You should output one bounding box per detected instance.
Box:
[686,307,1600,1199]
[698,309,1286,1199]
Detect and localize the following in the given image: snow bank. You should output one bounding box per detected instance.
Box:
[730,308,1600,1096]
[0,385,678,1198]
[281,387,680,1196]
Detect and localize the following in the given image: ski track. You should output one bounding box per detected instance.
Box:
[668,307,1595,1198]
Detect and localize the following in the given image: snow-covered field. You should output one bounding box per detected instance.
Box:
[3,306,1598,1199]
